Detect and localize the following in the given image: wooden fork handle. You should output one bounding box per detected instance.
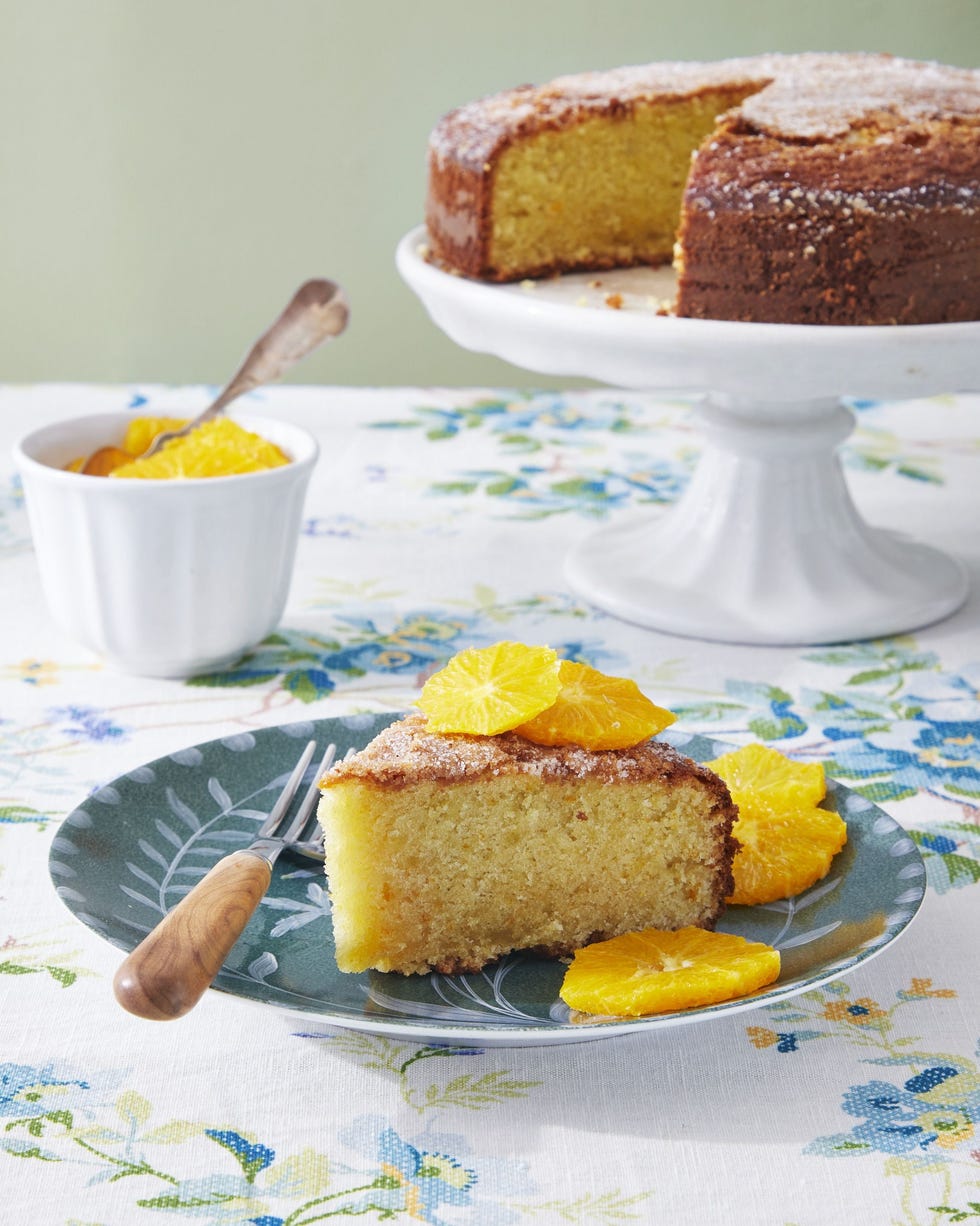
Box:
[113,850,272,1021]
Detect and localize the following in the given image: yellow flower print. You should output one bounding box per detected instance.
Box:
[9,659,60,686]
[905,977,957,999]
[392,617,469,645]
[823,997,887,1025]
[373,649,417,670]
[747,1027,780,1049]
[917,1109,974,1150]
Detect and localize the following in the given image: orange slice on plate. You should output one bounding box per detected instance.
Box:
[706,743,845,905]
[417,641,561,736]
[707,742,826,811]
[560,926,780,1017]
[725,804,849,906]
[515,659,676,750]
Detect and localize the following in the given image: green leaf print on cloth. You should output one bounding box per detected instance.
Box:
[0,1061,651,1224]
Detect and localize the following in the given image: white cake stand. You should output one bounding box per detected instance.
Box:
[397,225,978,645]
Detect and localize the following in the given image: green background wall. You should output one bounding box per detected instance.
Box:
[2,0,977,390]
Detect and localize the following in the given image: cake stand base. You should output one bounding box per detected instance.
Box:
[564,394,968,645]
[397,227,976,645]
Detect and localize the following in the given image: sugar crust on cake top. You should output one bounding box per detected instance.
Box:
[429,52,980,162]
[320,712,726,790]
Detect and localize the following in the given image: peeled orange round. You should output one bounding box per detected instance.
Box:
[516,660,676,750]
[707,742,826,812]
[726,804,848,906]
[417,641,561,736]
[706,743,845,905]
[560,927,781,1017]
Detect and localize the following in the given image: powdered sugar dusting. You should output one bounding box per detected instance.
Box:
[739,55,980,139]
[428,52,980,167]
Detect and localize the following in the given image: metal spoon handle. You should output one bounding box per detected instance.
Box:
[144,278,349,455]
[205,278,350,417]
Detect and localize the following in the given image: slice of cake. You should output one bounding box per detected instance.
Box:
[317,713,737,976]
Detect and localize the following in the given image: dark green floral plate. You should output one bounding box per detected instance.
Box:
[50,714,925,1046]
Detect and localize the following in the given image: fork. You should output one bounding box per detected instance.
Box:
[113,740,336,1021]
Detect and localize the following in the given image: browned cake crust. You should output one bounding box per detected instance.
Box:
[677,59,980,323]
[425,52,980,324]
[322,712,731,792]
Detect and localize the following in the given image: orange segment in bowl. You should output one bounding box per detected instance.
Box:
[80,446,135,476]
[515,659,676,750]
[110,418,290,479]
[560,926,781,1017]
[417,641,561,735]
[121,416,190,456]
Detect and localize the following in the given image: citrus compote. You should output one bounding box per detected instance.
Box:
[120,416,189,456]
[111,418,289,479]
[65,416,188,474]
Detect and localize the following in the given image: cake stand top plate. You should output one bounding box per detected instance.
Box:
[397,226,980,400]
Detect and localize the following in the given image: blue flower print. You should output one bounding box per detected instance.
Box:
[48,705,127,743]
[190,614,484,700]
[339,1115,533,1225]
[380,1126,476,1215]
[206,1129,276,1182]
[919,832,960,856]
[0,1062,89,1119]
[322,612,475,676]
[808,1065,979,1159]
[801,660,980,801]
[372,392,642,447]
[0,1062,125,1160]
[431,459,692,519]
[842,1079,939,1154]
[912,824,980,892]
[906,661,980,725]
[826,717,980,801]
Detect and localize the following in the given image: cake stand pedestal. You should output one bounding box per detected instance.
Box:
[397,226,977,645]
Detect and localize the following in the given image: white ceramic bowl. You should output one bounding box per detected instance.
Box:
[14,411,318,678]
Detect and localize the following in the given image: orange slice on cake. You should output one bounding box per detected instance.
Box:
[417,641,562,736]
[560,926,780,1017]
[515,660,676,750]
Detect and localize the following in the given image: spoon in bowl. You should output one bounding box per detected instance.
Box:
[80,278,349,475]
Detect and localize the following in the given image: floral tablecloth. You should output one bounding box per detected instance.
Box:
[2,382,979,1226]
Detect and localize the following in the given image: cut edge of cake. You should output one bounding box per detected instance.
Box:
[317,714,738,976]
